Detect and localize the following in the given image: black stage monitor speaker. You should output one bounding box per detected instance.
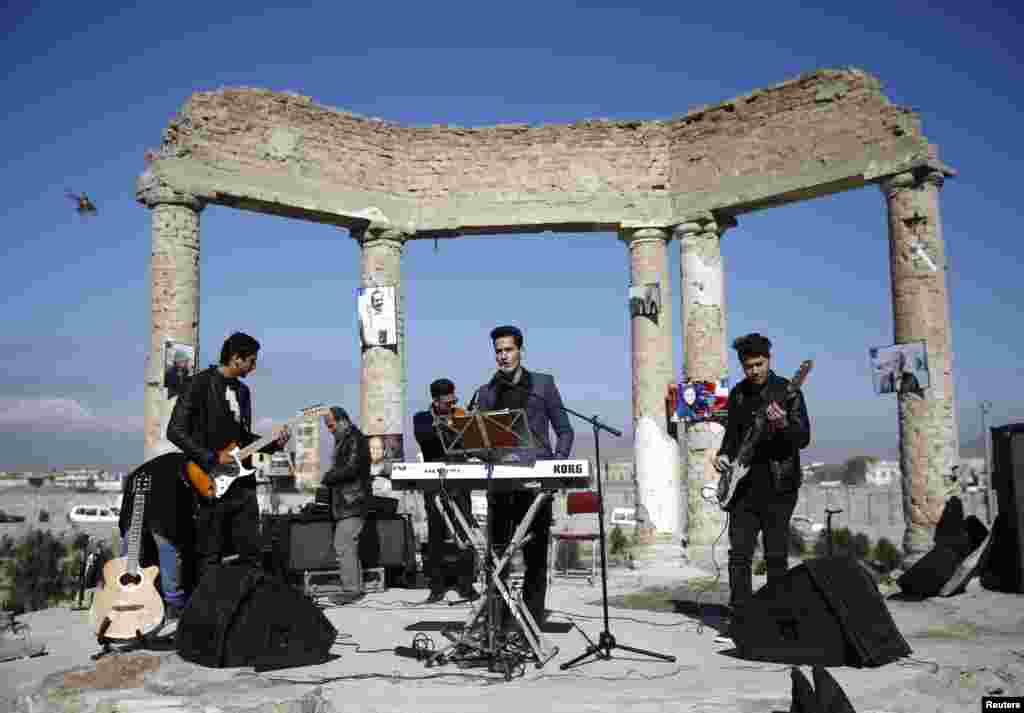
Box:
[986,423,1024,592]
[360,514,417,586]
[897,545,965,598]
[177,564,336,670]
[732,556,911,667]
[263,515,337,572]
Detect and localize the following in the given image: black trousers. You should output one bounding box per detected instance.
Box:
[490,491,552,624]
[727,480,797,614]
[425,489,475,592]
[195,483,261,585]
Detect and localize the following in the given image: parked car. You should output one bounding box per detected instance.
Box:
[67,505,120,524]
[791,515,825,535]
[0,509,26,523]
[610,507,638,528]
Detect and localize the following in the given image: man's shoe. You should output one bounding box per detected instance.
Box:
[713,618,734,645]
[164,603,185,622]
[329,591,365,606]
[456,586,480,602]
[424,590,446,604]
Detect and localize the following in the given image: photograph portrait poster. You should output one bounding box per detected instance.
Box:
[869,340,930,396]
[357,286,397,347]
[628,283,661,323]
[162,340,195,400]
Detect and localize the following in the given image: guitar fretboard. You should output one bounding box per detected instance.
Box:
[125,478,148,577]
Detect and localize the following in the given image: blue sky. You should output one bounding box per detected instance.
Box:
[1,1,1021,470]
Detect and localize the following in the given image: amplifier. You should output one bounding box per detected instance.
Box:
[263,515,337,572]
[299,567,387,598]
[303,569,343,598]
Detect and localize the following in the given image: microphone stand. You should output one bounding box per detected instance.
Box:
[496,377,676,668]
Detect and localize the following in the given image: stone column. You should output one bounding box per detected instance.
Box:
[136,171,204,462]
[354,225,408,450]
[620,227,678,534]
[676,212,735,546]
[881,169,956,559]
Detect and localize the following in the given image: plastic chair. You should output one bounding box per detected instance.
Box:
[549,490,600,585]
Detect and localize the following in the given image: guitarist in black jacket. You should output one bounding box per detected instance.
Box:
[167,332,290,585]
[713,333,810,642]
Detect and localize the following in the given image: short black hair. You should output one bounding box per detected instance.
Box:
[429,378,455,399]
[732,333,772,361]
[220,332,261,366]
[329,406,350,424]
[490,325,523,348]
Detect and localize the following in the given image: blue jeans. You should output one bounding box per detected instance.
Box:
[122,532,187,608]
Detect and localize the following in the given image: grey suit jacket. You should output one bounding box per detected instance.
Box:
[475,369,574,460]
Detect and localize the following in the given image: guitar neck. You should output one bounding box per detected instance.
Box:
[233,406,328,461]
[125,485,147,575]
[236,433,277,460]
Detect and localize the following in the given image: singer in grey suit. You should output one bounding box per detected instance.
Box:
[473,325,574,626]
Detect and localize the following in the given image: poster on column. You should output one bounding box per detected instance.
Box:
[869,340,929,395]
[162,340,195,399]
[683,251,722,307]
[357,286,397,347]
[628,283,660,323]
[368,433,405,477]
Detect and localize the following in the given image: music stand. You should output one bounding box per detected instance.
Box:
[430,409,556,676]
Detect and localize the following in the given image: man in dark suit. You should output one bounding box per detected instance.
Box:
[473,325,574,626]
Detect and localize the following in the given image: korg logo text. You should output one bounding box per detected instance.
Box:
[553,463,583,474]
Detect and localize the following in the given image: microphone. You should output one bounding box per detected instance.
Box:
[467,385,481,411]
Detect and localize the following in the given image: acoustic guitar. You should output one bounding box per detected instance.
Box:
[185,404,328,500]
[89,472,164,641]
[716,360,814,511]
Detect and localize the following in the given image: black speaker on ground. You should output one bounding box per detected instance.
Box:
[176,564,336,670]
[732,556,911,667]
[984,423,1024,593]
[361,514,417,586]
[897,545,965,598]
[263,514,337,573]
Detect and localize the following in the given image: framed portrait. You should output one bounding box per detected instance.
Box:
[368,433,404,476]
[357,286,397,347]
[629,283,661,323]
[162,340,195,399]
[869,340,929,396]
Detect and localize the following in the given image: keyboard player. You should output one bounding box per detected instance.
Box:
[474,325,574,627]
[413,378,479,604]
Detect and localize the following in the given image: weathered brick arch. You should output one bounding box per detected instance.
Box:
[138,66,956,557]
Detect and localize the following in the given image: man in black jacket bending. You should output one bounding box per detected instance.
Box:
[167,332,290,585]
[322,406,372,604]
[713,333,810,642]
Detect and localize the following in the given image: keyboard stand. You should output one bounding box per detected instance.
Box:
[429,488,558,673]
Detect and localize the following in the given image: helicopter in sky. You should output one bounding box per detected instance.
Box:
[66,191,98,216]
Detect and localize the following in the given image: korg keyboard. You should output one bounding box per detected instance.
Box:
[390,460,591,492]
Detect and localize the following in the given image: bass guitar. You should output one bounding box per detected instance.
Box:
[89,471,164,641]
[716,360,814,511]
[186,404,328,500]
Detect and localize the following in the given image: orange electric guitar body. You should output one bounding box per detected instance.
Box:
[185,442,238,500]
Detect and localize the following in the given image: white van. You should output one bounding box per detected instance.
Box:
[609,507,637,528]
[67,505,120,524]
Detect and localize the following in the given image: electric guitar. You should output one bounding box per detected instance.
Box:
[89,472,164,641]
[185,404,328,500]
[716,360,814,511]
